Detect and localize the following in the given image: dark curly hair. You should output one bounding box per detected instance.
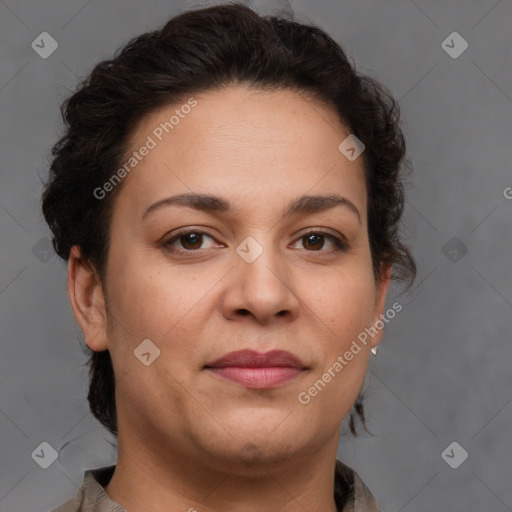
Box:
[41,1,416,439]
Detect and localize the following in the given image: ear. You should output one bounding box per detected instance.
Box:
[370,263,392,349]
[67,245,109,352]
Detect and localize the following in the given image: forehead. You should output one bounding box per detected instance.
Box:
[115,86,367,220]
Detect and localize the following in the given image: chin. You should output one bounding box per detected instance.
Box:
[206,440,304,475]
[189,413,315,473]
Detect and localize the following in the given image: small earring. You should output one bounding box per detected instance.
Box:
[371,346,379,356]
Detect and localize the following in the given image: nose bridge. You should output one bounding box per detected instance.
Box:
[236,232,285,288]
[228,232,298,321]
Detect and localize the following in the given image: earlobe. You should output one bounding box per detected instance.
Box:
[67,245,109,352]
[370,263,392,349]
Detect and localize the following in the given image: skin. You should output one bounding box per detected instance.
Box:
[67,85,391,512]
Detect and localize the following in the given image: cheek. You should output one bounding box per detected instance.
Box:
[105,255,228,381]
[107,252,206,334]
[306,266,377,340]
[296,274,375,421]
[104,259,207,397]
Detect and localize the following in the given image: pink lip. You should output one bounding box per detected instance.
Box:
[204,350,307,389]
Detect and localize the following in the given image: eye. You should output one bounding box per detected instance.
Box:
[162,229,219,253]
[161,228,349,255]
[291,230,349,252]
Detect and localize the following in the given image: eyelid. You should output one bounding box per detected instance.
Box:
[161,227,221,250]
[290,227,349,251]
[293,226,348,242]
[161,226,349,253]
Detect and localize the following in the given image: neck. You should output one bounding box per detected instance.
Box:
[104,434,341,512]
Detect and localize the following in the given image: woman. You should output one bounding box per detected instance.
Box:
[42,3,416,511]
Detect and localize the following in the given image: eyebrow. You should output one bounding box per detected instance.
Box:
[142,193,361,223]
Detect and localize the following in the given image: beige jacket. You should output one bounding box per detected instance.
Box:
[51,459,381,511]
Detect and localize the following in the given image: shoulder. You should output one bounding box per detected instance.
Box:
[335,459,382,512]
[49,465,123,512]
[49,492,83,512]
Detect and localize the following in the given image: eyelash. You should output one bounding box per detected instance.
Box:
[161,228,349,254]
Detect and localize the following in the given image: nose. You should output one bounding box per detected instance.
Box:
[220,237,300,325]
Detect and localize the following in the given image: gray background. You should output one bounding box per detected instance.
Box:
[0,0,511,511]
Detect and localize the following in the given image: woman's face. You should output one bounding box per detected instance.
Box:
[84,86,390,471]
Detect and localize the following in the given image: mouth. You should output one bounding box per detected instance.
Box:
[204,349,308,389]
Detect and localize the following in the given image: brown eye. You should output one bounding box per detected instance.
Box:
[180,232,203,250]
[302,233,324,251]
[292,230,349,252]
[162,230,218,253]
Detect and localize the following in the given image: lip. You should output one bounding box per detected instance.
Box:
[204,349,307,389]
